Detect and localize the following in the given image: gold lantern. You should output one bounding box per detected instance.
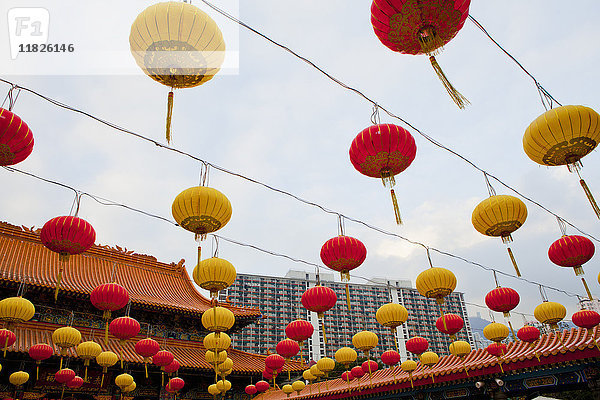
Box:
[449,340,471,376]
[420,351,439,383]
[52,326,81,369]
[376,302,408,350]
[76,341,102,381]
[194,257,237,299]
[534,301,567,330]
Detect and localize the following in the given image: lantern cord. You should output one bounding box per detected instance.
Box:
[370,104,381,125]
[426,247,433,268]
[337,214,345,237]
[467,16,560,111]
[492,270,499,288]
[483,172,496,197]
[1,165,585,300]
[1,85,21,111]
[557,217,568,236]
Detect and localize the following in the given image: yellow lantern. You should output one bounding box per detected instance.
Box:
[123,381,137,393]
[472,195,528,276]
[483,322,509,343]
[401,360,417,388]
[302,369,315,382]
[202,306,235,333]
[352,331,378,355]
[420,351,439,383]
[282,384,294,397]
[376,303,408,350]
[96,351,118,387]
[309,364,324,380]
[129,1,226,143]
[534,301,567,330]
[115,373,134,390]
[76,341,102,381]
[217,357,233,375]
[523,105,600,218]
[292,380,305,395]
[208,383,220,396]
[205,350,227,367]
[334,347,357,366]
[449,340,471,376]
[316,357,336,378]
[0,297,35,327]
[203,332,231,353]
[416,267,456,307]
[194,257,237,299]
[9,371,29,386]
[52,326,81,368]
[216,379,232,392]
[172,186,233,265]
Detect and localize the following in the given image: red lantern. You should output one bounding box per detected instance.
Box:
[91,282,129,343]
[40,216,96,300]
[572,309,600,333]
[0,108,34,166]
[486,342,507,358]
[164,359,180,374]
[285,320,314,344]
[406,336,429,355]
[301,285,337,344]
[168,377,185,392]
[66,376,84,389]
[55,368,76,384]
[361,359,378,374]
[341,371,354,381]
[435,313,464,340]
[370,0,471,108]
[276,339,299,359]
[28,343,54,380]
[109,316,140,366]
[262,369,273,380]
[351,365,365,379]
[0,329,16,357]
[153,350,174,386]
[265,354,285,372]
[245,385,257,395]
[549,235,595,299]
[135,337,160,378]
[255,380,270,393]
[517,325,541,362]
[349,124,416,224]
[381,350,400,366]
[320,235,367,309]
[485,287,520,317]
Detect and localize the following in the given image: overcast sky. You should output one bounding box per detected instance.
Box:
[1,0,599,330]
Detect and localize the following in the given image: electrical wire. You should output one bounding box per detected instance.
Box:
[2,165,583,300]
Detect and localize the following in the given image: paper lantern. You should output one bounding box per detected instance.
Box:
[129,1,226,143]
[203,332,231,352]
[472,195,527,276]
[123,382,137,393]
[52,326,81,368]
[523,105,600,218]
[135,337,160,378]
[96,351,118,387]
[341,371,354,382]
[28,343,54,380]
[55,368,75,384]
[486,342,509,372]
[0,329,16,357]
[517,325,540,343]
[282,384,294,397]
[115,373,134,390]
[349,123,416,224]
[572,309,600,334]
[449,340,471,376]
[376,302,408,350]
[154,350,175,367]
[76,341,102,381]
[255,380,270,393]
[483,322,509,343]
[66,376,83,389]
[371,0,471,107]
[309,364,324,380]
[202,306,235,333]
[90,282,129,342]
[401,360,417,388]
[265,354,285,373]
[534,301,567,330]
[285,319,313,366]
[361,359,378,374]
[485,287,520,318]
[420,351,439,382]
[169,377,185,392]
[302,369,315,383]
[549,235,595,299]
[350,365,365,379]
[302,285,336,343]
[194,257,237,299]
[316,357,336,378]
[245,385,257,395]
[292,380,305,395]
[0,108,34,166]
[205,350,227,367]
[335,347,357,366]
[208,384,220,396]
[352,331,378,356]
[276,339,299,359]
[0,296,35,326]
[416,267,456,307]
[9,371,29,387]
[435,313,463,340]
[406,336,429,355]
[164,359,180,374]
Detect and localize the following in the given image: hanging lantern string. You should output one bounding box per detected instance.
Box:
[467,15,561,112]
[483,172,497,197]
[68,191,83,218]
[337,214,345,236]
[539,285,549,302]
[370,104,381,125]
[1,85,22,111]
[492,270,499,288]
[199,162,210,187]
[425,247,433,268]
[556,217,567,237]
[212,235,220,258]
[0,165,584,300]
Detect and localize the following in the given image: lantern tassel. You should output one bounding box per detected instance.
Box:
[145,362,148,379]
[498,360,504,373]
[391,328,398,352]
[463,361,469,377]
[101,373,105,387]
[299,343,304,367]
[428,56,469,109]
[166,90,174,144]
[61,387,65,400]
[508,320,516,341]
[60,356,63,369]
[321,318,327,345]
[506,247,521,277]
[55,267,63,301]
[429,368,434,383]
[85,366,88,381]
[409,372,413,388]
[3,335,8,357]
[582,277,593,301]
[197,245,202,268]
[580,178,600,219]
[36,365,40,381]
[390,189,402,225]
[345,283,351,311]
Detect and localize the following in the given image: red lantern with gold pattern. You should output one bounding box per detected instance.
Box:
[0,329,16,357]
[255,380,269,393]
[321,235,366,310]
[349,124,416,224]
[351,365,365,379]
[486,342,507,358]
[91,282,129,343]
[0,108,34,166]
[135,337,160,378]
[168,377,185,392]
[572,309,600,334]
[109,316,141,367]
[40,216,96,300]
[153,350,175,386]
[370,0,471,108]
[245,385,257,395]
[485,287,520,317]
[28,343,54,380]
[55,368,76,384]
[285,319,313,367]
[276,339,299,359]
[435,313,463,340]
[517,325,540,343]
[406,336,429,355]
[164,359,180,375]
[381,350,400,366]
[301,285,337,344]
[265,354,285,373]
[66,376,84,389]
[549,235,595,299]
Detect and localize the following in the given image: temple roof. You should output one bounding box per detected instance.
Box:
[0,221,260,319]
[9,321,303,373]
[260,327,600,399]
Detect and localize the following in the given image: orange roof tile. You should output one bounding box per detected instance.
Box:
[0,221,260,319]
[260,327,600,400]
[8,321,303,373]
